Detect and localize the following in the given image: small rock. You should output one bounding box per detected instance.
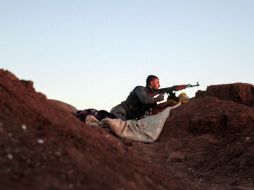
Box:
[245,137,251,141]
[187,167,195,172]
[68,184,74,189]
[167,152,186,162]
[14,148,20,153]
[54,151,62,156]
[21,124,27,131]
[37,139,44,144]
[7,154,13,160]
[26,159,32,164]
[67,170,74,175]
[0,122,3,127]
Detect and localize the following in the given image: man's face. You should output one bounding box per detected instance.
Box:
[151,78,160,90]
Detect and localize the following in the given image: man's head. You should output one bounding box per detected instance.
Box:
[146,75,160,90]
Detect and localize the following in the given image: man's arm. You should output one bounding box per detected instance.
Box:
[135,87,164,104]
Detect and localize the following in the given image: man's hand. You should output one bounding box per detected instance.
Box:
[155,94,164,102]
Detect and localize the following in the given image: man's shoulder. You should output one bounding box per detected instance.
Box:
[133,86,145,91]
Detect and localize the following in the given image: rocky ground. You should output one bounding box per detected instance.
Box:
[1,69,254,190]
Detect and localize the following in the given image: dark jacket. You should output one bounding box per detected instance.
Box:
[121,86,158,119]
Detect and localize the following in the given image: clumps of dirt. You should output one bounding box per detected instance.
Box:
[1,69,254,190]
[0,69,201,190]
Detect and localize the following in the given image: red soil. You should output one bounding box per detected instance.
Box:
[1,69,254,190]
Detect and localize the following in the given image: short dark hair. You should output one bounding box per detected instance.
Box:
[146,75,158,86]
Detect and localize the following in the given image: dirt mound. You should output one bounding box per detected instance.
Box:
[196,83,254,107]
[1,69,254,190]
[0,69,200,190]
[160,97,254,186]
[47,99,78,113]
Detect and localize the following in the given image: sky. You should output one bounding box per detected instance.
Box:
[1,0,253,111]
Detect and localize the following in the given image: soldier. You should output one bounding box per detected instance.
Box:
[110,75,165,120]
